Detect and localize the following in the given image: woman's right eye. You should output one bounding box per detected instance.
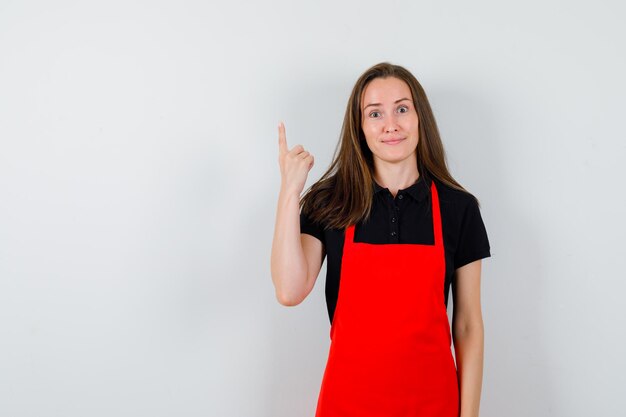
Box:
[369,111,381,118]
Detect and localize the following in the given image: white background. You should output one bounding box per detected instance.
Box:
[1,1,624,416]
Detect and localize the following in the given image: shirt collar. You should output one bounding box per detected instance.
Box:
[373,175,430,202]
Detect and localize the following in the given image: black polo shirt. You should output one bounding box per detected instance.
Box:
[300,176,491,325]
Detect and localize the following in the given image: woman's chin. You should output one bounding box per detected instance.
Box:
[374,152,417,165]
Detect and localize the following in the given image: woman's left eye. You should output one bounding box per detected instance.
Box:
[397,106,409,113]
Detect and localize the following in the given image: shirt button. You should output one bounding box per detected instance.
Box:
[391,217,396,223]
[391,231,397,236]
[398,194,404,200]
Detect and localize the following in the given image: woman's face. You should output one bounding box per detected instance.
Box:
[360,76,419,166]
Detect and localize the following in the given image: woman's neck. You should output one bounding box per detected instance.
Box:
[373,160,420,197]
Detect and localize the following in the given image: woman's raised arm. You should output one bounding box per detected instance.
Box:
[270,122,323,306]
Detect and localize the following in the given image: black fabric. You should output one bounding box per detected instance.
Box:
[300,176,491,325]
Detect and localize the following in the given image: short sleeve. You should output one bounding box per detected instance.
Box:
[300,210,325,245]
[454,197,491,270]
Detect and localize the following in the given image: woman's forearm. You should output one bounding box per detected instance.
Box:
[270,187,309,305]
[453,321,484,417]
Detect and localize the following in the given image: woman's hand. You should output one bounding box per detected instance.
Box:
[277,121,314,195]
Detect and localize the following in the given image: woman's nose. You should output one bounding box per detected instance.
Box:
[385,116,399,132]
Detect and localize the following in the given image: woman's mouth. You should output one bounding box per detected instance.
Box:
[383,138,405,145]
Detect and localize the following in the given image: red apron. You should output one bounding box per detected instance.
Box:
[315,180,459,416]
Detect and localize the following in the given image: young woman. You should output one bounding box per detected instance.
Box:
[271,62,491,417]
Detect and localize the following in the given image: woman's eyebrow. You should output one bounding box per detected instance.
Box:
[363,97,411,110]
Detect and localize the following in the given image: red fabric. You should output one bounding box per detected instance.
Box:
[315,180,459,416]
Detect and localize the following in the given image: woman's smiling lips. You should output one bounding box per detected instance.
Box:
[382,137,405,145]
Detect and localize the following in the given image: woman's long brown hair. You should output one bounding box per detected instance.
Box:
[300,62,479,231]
